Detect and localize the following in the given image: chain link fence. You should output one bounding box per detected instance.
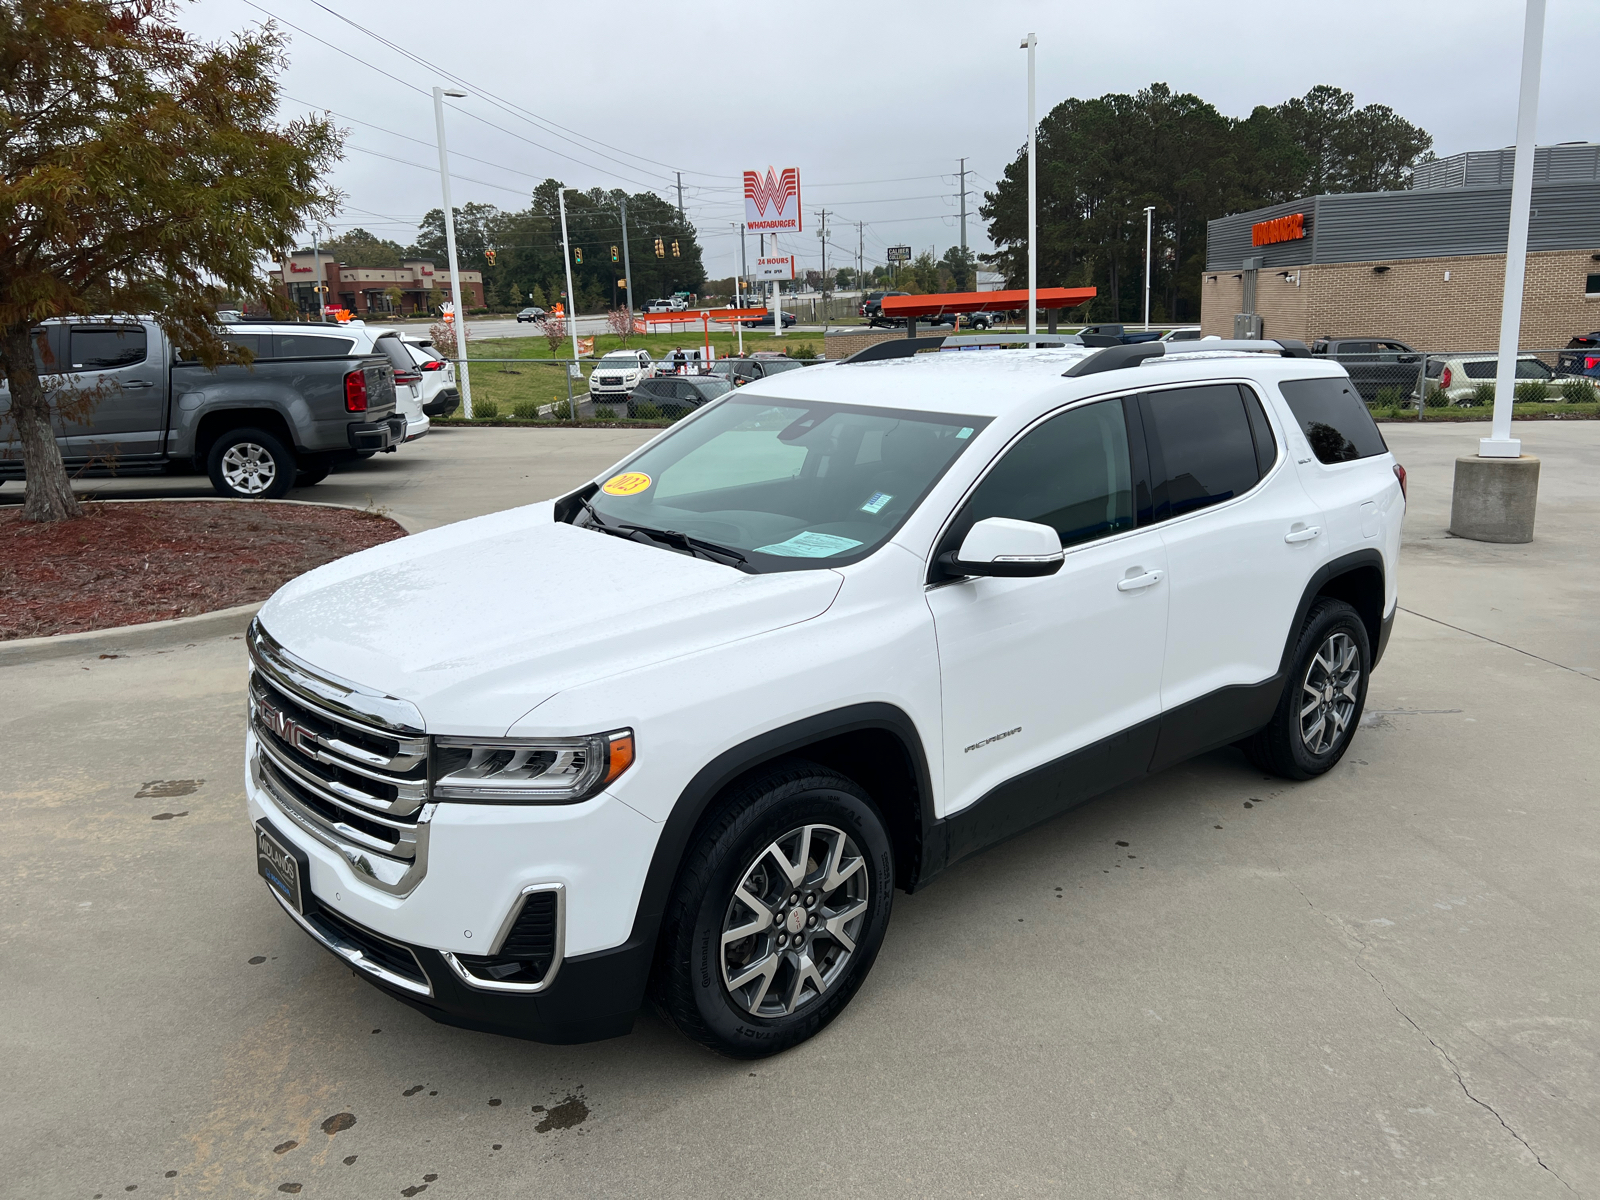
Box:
[1316,344,1600,417]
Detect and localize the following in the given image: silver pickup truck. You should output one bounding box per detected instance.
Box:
[0,318,409,498]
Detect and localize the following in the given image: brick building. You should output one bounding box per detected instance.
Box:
[269,250,483,316]
[1201,143,1600,351]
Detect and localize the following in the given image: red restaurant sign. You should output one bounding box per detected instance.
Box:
[1252,212,1306,247]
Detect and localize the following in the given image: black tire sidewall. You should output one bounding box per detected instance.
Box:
[676,776,894,1058]
[207,427,296,500]
[1284,600,1371,776]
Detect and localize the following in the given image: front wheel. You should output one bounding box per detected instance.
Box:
[207,427,295,499]
[1245,598,1370,779]
[656,762,894,1058]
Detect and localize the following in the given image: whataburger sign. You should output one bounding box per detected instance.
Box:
[744,167,802,233]
[1252,212,1307,247]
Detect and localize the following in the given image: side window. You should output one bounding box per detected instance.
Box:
[222,333,264,358]
[274,334,354,358]
[1278,377,1389,464]
[1241,386,1278,477]
[1142,384,1262,519]
[70,326,147,370]
[944,398,1134,554]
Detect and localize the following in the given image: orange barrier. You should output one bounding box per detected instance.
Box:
[880,286,1096,319]
[638,308,770,360]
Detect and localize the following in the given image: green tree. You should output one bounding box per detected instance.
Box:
[320,227,404,268]
[0,0,340,522]
[939,246,976,292]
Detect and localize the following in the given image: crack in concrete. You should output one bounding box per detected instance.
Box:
[1398,606,1597,682]
[1281,869,1577,1194]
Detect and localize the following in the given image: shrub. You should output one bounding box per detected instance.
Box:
[789,343,819,361]
[1514,379,1549,403]
[1375,385,1405,408]
[593,405,617,420]
[511,399,540,420]
[549,398,574,420]
[473,398,499,419]
[1560,378,1596,404]
[1422,385,1450,408]
[1467,382,1496,408]
[633,402,663,420]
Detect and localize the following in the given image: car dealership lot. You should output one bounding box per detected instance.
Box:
[4,423,1598,1197]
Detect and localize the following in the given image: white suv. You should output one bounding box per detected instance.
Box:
[246,339,1404,1058]
[588,349,655,404]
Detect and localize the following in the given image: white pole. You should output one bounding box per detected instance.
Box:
[1021,33,1037,337]
[1482,0,1546,459]
[312,230,325,322]
[772,239,784,338]
[557,188,582,410]
[732,222,745,356]
[432,86,473,418]
[1143,205,1154,330]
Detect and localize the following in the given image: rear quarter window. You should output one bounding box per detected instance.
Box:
[1278,377,1389,464]
[274,333,354,358]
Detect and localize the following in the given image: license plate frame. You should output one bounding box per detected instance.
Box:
[256,819,309,914]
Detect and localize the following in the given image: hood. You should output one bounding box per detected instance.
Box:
[258,505,842,735]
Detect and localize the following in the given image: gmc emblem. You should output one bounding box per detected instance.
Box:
[256,695,317,755]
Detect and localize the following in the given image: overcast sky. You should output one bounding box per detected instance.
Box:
[181,0,1599,281]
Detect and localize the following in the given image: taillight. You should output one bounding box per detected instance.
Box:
[1439,367,1452,388]
[344,368,368,412]
[1394,463,1407,500]
[394,370,423,386]
[1586,356,1598,371]
[418,359,447,372]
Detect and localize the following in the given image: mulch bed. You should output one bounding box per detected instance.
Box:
[1,501,406,641]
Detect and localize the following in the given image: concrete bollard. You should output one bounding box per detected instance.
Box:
[1449,454,1540,543]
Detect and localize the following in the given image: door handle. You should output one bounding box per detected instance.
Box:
[122,379,155,389]
[1117,570,1164,592]
[1284,525,1322,544]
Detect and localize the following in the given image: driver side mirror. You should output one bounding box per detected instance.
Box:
[938,517,1064,578]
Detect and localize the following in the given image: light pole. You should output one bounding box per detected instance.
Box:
[1143,205,1155,330]
[619,195,635,333]
[1020,33,1037,337]
[1451,0,1546,544]
[557,188,582,402]
[731,222,745,356]
[432,86,473,418]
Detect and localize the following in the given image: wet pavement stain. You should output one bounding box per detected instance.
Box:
[150,811,188,820]
[400,1186,428,1197]
[343,1155,358,1166]
[533,1092,589,1132]
[277,1186,301,1195]
[487,1098,502,1106]
[402,1085,424,1096]
[272,1140,298,1154]
[321,1112,356,1135]
[248,956,266,965]
[136,779,203,798]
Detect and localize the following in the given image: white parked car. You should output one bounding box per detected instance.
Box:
[399,336,459,421]
[643,300,674,314]
[1414,352,1586,405]
[246,338,1404,1058]
[588,348,655,403]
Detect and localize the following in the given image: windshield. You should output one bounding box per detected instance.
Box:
[579,397,989,571]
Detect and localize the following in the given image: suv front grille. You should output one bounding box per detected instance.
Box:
[247,620,432,894]
[306,904,430,991]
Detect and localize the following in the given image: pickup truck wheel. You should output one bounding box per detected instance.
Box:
[657,762,894,1059]
[207,427,295,500]
[1245,598,1370,780]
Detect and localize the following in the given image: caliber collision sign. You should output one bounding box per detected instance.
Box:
[744,167,802,233]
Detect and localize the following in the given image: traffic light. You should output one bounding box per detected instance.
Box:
[654,237,664,258]
[484,249,496,266]
[574,247,583,264]
[610,245,619,263]
[671,240,680,258]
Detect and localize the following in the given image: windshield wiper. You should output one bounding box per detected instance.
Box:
[614,522,751,569]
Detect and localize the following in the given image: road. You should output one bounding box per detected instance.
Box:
[5,423,1599,1197]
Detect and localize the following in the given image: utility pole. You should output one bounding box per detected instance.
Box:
[432,85,472,418]
[1143,205,1155,330]
[557,188,581,406]
[858,222,864,298]
[619,194,635,330]
[676,171,684,220]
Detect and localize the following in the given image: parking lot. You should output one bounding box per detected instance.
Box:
[5,422,1598,1198]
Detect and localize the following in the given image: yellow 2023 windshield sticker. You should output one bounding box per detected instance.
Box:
[601,471,652,497]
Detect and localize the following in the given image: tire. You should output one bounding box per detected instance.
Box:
[206,427,296,500]
[1245,598,1371,780]
[656,761,895,1059]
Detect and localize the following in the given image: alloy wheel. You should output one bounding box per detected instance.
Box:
[219,442,278,495]
[721,824,869,1018]
[1299,631,1361,755]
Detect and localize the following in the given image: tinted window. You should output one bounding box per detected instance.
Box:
[1586,274,1600,295]
[1242,386,1278,477]
[1463,359,1553,380]
[222,333,265,357]
[70,327,146,370]
[1279,377,1389,465]
[372,336,413,374]
[947,398,1134,553]
[1144,384,1261,517]
[690,377,733,400]
[1336,342,1376,356]
[274,333,354,358]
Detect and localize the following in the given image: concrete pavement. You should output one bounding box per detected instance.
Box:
[4,421,1598,1198]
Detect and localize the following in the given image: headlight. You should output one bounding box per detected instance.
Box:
[431,729,634,804]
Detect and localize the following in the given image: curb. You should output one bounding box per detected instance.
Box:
[0,499,423,669]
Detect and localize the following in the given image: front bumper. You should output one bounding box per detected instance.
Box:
[347,414,407,453]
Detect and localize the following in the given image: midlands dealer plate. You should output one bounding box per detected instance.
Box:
[256,819,308,914]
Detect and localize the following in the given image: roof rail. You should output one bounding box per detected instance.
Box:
[1061,337,1312,377]
[843,332,1081,365]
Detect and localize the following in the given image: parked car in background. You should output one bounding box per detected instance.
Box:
[1079,323,1164,345]
[516,307,546,324]
[1310,338,1421,402]
[1414,353,1581,405]
[644,300,674,314]
[863,291,909,326]
[399,336,459,419]
[0,317,404,498]
[1160,327,1203,342]
[624,374,733,418]
[1557,332,1600,379]
[963,312,1001,330]
[589,348,656,404]
[706,355,816,386]
[738,311,798,329]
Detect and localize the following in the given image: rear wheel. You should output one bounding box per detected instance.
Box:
[656,762,894,1058]
[206,427,295,500]
[1246,598,1370,779]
